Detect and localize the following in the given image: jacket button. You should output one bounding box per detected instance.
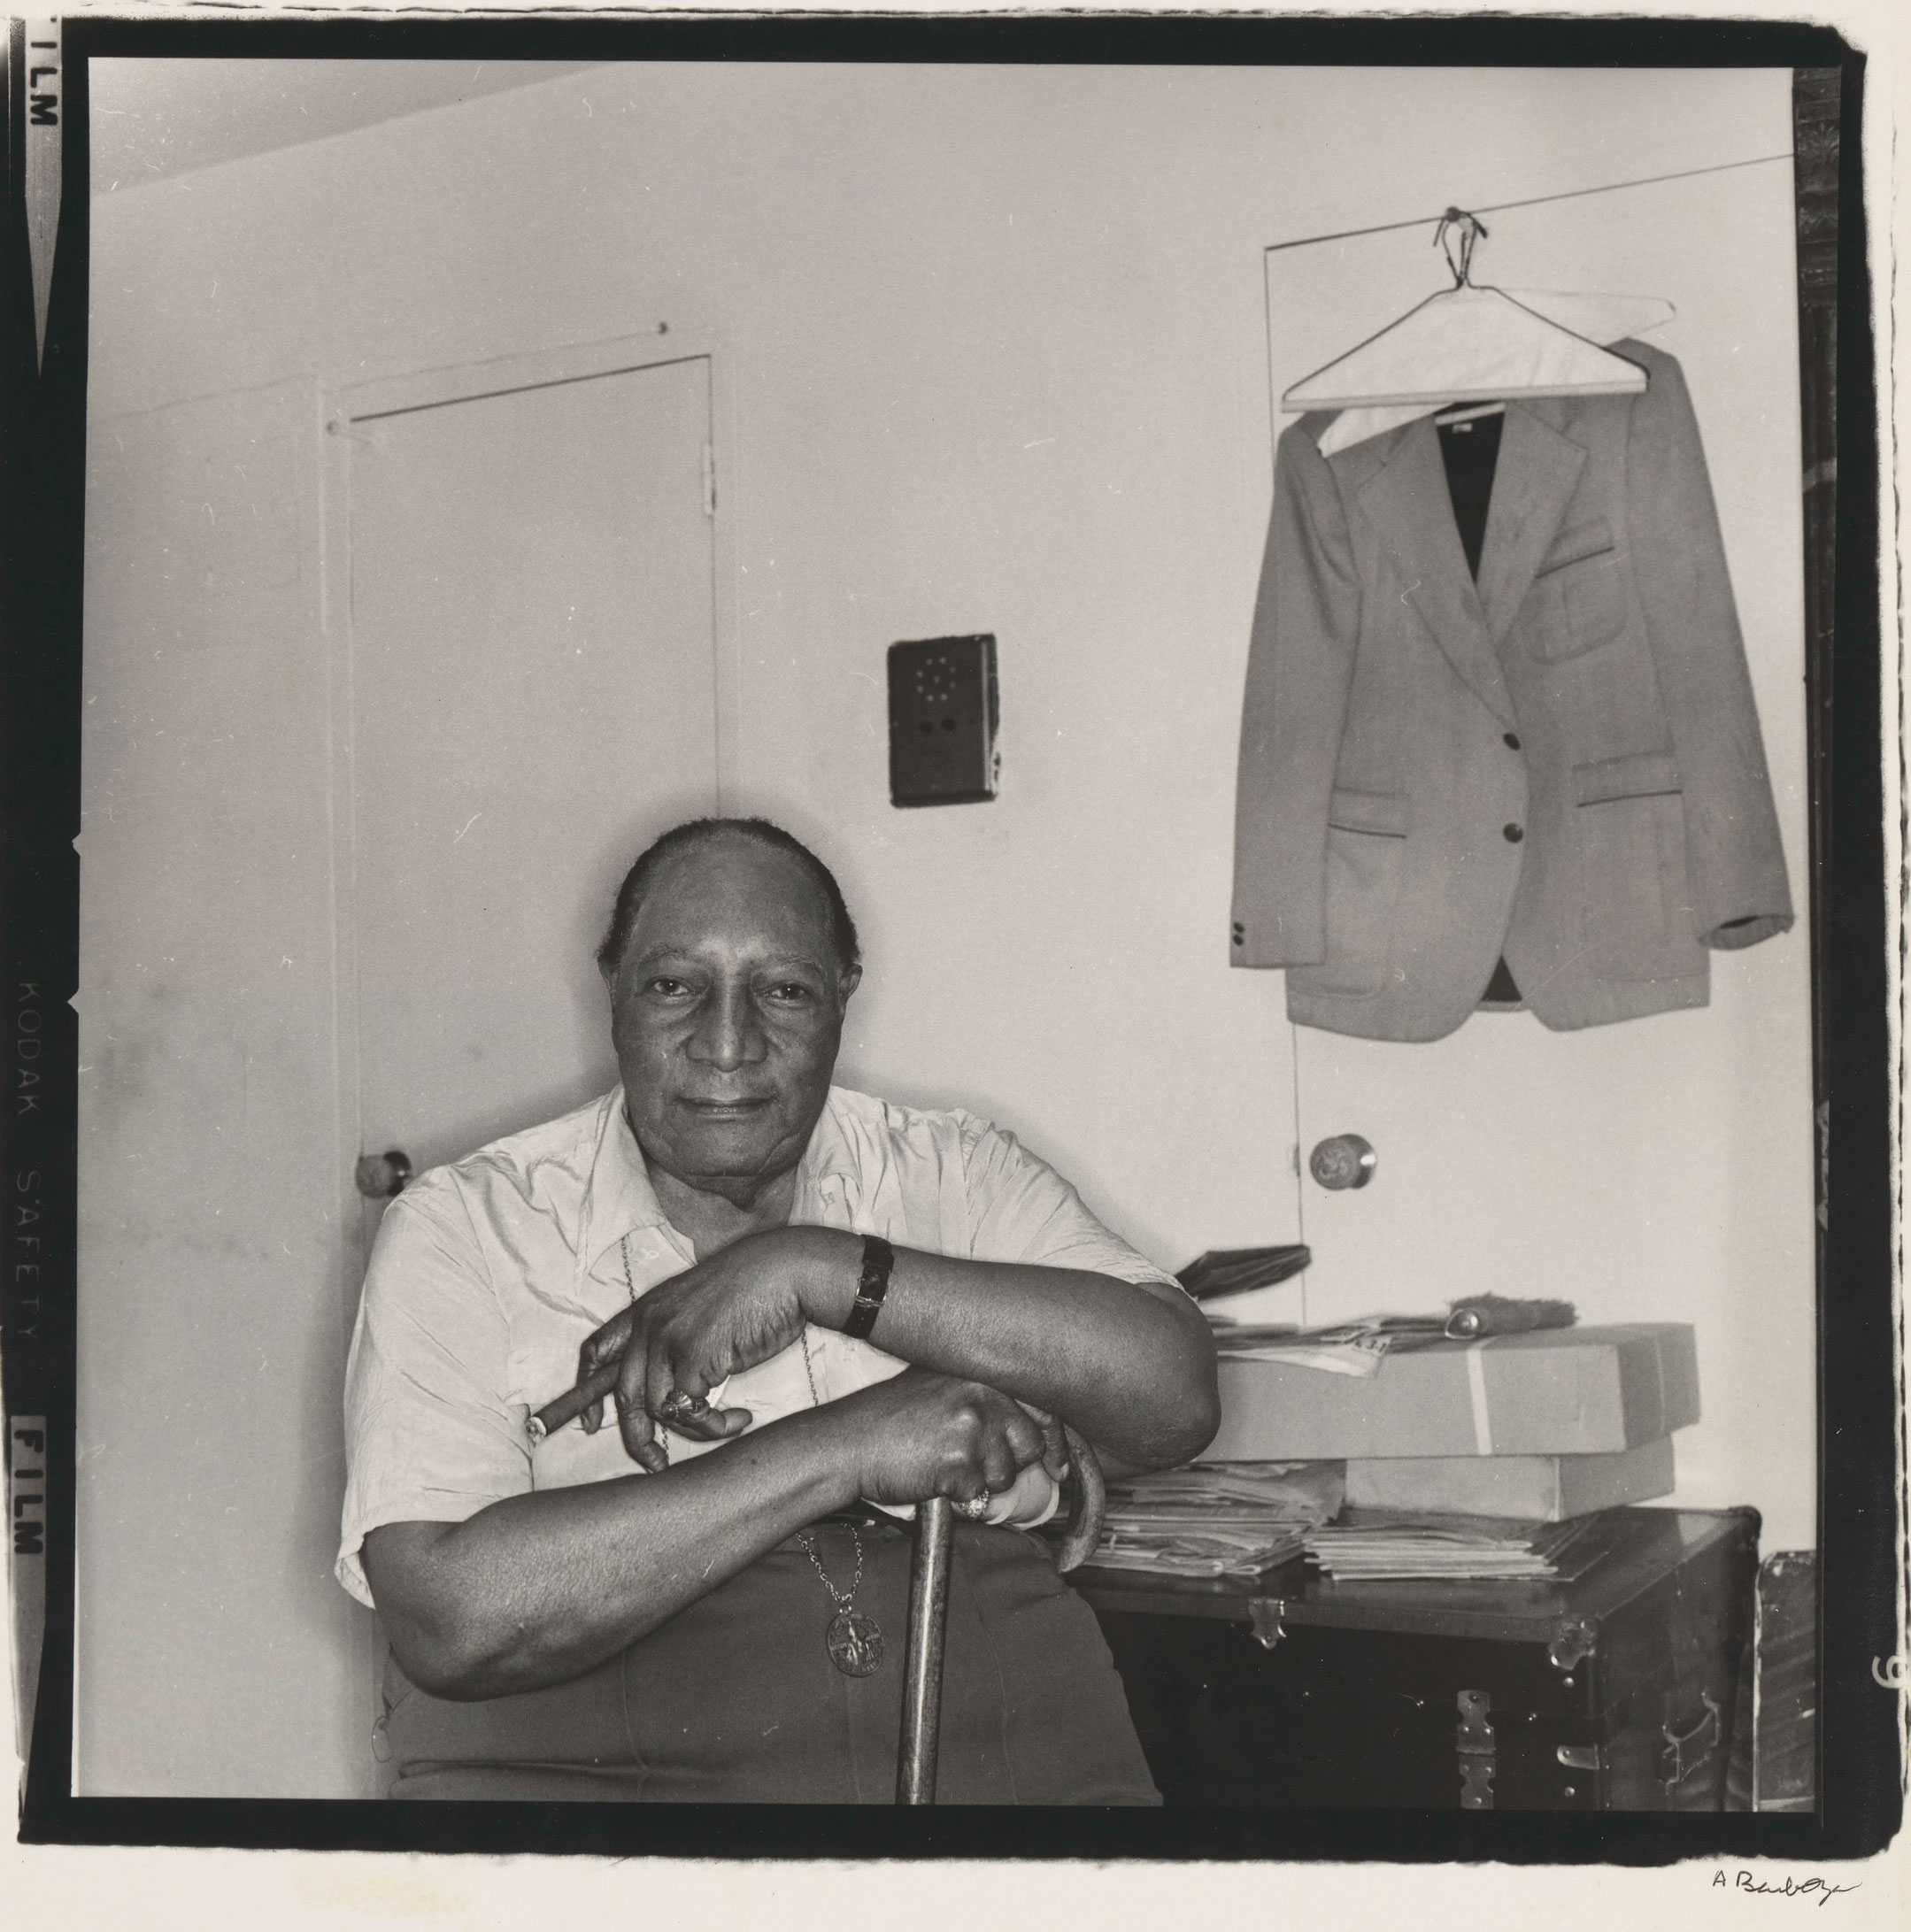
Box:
[1503,732,1522,750]
[1231,923,1245,944]
[1504,823,1524,843]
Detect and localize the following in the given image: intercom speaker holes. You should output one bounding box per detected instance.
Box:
[887,634,999,807]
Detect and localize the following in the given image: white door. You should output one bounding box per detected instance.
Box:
[336,342,720,1774]
[1262,161,1815,1530]
[76,345,721,1800]
[340,348,720,1190]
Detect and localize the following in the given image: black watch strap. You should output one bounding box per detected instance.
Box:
[844,1235,894,1341]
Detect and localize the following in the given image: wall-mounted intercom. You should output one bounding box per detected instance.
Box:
[886,634,999,807]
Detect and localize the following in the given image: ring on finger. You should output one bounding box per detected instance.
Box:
[659,1388,708,1423]
[953,1490,992,1523]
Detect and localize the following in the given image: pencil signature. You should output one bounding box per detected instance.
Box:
[1714,1870,1861,1906]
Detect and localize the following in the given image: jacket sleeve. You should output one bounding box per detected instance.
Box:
[1625,349,1795,949]
[1229,417,1362,966]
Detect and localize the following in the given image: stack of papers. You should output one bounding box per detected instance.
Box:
[1083,1460,1345,1580]
[1303,1510,1598,1582]
[1208,1317,1453,1378]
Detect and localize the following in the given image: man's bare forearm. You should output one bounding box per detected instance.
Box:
[790,1229,1219,1474]
[364,1405,856,1700]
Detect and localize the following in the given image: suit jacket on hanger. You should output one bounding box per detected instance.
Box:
[1229,342,1793,1041]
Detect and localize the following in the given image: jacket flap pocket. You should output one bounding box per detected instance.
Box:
[1573,750,1682,806]
[1535,519,1616,579]
[1328,787,1410,837]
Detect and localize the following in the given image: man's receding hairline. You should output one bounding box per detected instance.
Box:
[597,813,861,983]
[611,826,844,975]
[644,826,836,912]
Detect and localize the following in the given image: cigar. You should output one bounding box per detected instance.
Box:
[525,1365,620,1443]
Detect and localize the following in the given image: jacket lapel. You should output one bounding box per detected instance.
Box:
[1475,401,1590,644]
[1354,419,1513,727]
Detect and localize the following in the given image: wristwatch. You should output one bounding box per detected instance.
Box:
[843,1234,894,1341]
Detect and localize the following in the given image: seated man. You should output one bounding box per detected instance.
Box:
[339,816,1218,1803]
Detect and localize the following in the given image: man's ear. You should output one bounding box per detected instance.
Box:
[836,965,862,1013]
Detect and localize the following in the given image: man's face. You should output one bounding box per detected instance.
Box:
[608,835,858,1201]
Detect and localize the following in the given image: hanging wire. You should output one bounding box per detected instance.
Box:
[1265,150,1790,256]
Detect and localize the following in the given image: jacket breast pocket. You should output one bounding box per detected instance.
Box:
[1526,520,1629,662]
[1315,787,1409,998]
[1573,752,1705,982]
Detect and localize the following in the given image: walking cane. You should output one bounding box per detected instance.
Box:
[897,1496,956,1805]
[896,1425,1106,1805]
[528,1374,1106,1806]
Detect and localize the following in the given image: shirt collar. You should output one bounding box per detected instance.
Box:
[800,1089,859,1190]
[580,1085,859,1277]
[578,1091,671,1280]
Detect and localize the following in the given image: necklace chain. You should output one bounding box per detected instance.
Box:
[792,1522,864,1606]
[618,1234,671,1467]
[617,1231,882,1675]
[790,1328,880,1666]
[620,1233,832,1471]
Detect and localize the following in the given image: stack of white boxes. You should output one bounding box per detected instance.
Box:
[1204,1324,1699,1522]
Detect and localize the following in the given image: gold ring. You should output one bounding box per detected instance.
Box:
[659,1389,707,1422]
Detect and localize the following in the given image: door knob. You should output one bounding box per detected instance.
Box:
[354,1149,413,1199]
[1309,1134,1376,1191]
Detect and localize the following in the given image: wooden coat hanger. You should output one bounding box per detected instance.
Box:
[1282,211,1665,428]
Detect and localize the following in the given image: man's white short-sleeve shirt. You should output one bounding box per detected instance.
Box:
[337,1085,1177,1605]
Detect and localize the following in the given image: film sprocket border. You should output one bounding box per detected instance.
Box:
[1,11,1898,1861]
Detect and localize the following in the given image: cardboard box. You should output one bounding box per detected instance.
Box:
[1345,1436,1676,1521]
[1206,1323,1699,1460]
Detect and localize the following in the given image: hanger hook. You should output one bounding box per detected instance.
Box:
[1434,206,1489,288]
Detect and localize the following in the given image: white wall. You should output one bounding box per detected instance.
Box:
[84,62,1815,1792]
[89,61,1804,1266]
[77,376,368,1793]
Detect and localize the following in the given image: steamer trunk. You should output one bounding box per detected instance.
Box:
[1072,1507,1760,1811]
